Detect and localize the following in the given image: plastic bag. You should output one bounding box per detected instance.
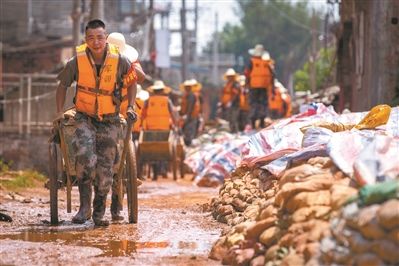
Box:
[354,104,391,130]
[358,180,399,206]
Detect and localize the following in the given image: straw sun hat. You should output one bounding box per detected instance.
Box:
[148,80,171,94]
[180,79,202,92]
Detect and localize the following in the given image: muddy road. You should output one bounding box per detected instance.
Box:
[0,178,225,265]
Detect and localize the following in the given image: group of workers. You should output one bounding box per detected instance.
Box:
[219,44,292,132]
[54,18,292,226]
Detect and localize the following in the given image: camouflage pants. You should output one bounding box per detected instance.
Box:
[183,118,199,146]
[72,113,120,198]
[238,110,250,131]
[249,88,268,126]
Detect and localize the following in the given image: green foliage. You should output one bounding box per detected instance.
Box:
[205,0,322,79]
[0,159,12,172]
[0,170,47,191]
[294,47,336,91]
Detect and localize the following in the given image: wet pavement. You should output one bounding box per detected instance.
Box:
[0,178,224,265]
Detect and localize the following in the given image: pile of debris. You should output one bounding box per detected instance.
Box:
[320,180,399,265]
[207,104,399,265]
[209,157,358,265]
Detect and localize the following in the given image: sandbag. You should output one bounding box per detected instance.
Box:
[353,253,384,266]
[284,190,331,213]
[371,239,399,264]
[291,206,331,223]
[376,199,399,230]
[245,217,277,240]
[388,228,399,245]
[330,184,358,210]
[259,226,281,246]
[278,164,328,186]
[347,230,372,253]
[276,178,333,207]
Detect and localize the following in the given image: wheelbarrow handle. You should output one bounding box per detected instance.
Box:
[116,118,134,185]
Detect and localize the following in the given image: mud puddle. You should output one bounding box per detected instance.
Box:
[0,179,224,265]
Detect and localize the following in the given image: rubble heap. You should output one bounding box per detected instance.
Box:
[209,157,358,265]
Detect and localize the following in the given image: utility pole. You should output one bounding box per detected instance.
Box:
[193,0,198,65]
[72,0,82,46]
[89,0,104,21]
[180,0,188,82]
[212,12,219,86]
[309,9,317,93]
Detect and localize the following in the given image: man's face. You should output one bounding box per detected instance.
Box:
[85,27,107,57]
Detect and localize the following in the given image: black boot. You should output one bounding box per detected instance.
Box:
[92,189,109,226]
[72,183,92,224]
[259,118,265,128]
[111,192,124,221]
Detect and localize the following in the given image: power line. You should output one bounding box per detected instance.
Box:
[268,2,324,35]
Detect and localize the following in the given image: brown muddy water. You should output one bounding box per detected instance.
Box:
[0,179,224,265]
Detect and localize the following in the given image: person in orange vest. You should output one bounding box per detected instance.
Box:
[190,79,204,136]
[180,79,201,146]
[238,75,250,131]
[219,68,240,133]
[142,80,176,131]
[268,81,292,119]
[54,20,139,226]
[141,80,176,180]
[244,44,275,129]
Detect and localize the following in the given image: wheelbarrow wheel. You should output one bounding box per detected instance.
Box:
[179,146,185,179]
[49,141,59,225]
[172,145,177,181]
[126,140,138,224]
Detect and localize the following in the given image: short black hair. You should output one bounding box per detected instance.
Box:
[85,19,106,32]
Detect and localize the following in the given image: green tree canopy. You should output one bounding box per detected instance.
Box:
[294,47,336,91]
[205,0,323,83]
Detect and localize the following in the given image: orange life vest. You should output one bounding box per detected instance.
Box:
[239,87,250,111]
[75,43,119,120]
[181,92,201,118]
[221,81,238,107]
[144,95,171,130]
[249,57,272,90]
[268,90,283,112]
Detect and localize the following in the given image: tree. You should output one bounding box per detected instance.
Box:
[294,47,336,91]
[204,0,323,85]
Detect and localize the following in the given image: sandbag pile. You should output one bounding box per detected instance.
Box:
[210,167,276,226]
[207,105,399,265]
[209,157,358,265]
[320,180,399,265]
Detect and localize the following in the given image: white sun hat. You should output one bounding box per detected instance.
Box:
[248,44,265,57]
[224,68,237,76]
[107,32,139,62]
[136,84,142,94]
[262,51,271,60]
[137,88,150,101]
[183,79,198,87]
